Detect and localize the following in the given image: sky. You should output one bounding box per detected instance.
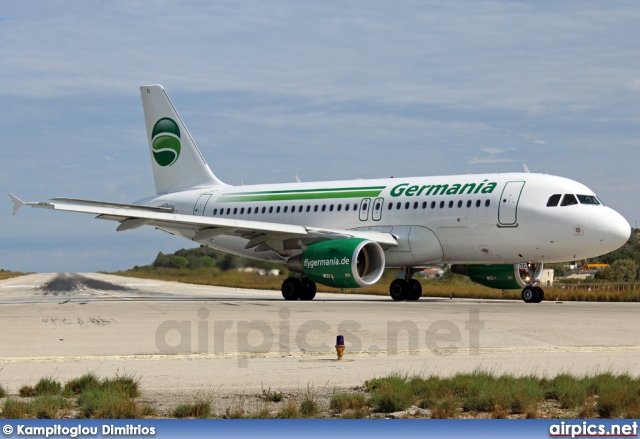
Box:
[2,1,639,273]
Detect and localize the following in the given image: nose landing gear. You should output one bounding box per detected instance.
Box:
[521,263,545,303]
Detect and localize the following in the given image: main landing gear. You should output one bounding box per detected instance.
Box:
[389,267,422,301]
[521,263,545,303]
[281,276,316,301]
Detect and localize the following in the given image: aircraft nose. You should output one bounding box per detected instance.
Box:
[598,208,631,252]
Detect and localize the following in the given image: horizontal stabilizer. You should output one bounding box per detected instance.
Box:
[8,193,25,216]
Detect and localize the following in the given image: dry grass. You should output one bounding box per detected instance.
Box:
[0,271,26,281]
[113,268,640,302]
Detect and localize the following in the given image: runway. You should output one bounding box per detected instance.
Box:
[0,273,639,399]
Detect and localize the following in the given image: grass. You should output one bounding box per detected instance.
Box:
[299,386,320,418]
[262,386,283,402]
[113,267,640,302]
[3,371,640,419]
[365,374,414,413]
[277,399,300,419]
[30,396,71,419]
[0,271,26,281]
[64,373,101,396]
[174,400,212,419]
[330,393,367,412]
[361,371,640,419]
[0,385,5,398]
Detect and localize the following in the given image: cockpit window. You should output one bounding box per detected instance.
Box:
[577,195,600,205]
[560,194,578,206]
[547,194,561,207]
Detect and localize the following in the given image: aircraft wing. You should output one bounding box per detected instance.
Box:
[9,195,399,251]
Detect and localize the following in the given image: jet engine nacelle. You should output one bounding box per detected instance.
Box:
[287,238,385,288]
[451,264,527,290]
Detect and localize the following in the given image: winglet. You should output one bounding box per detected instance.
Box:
[523,163,530,173]
[8,193,25,216]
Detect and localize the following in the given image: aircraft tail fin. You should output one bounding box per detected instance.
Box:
[140,85,226,194]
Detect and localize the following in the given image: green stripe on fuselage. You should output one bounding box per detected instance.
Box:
[218,186,385,203]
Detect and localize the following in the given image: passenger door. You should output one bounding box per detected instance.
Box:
[193,194,212,216]
[372,197,384,221]
[498,181,525,226]
[359,198,371,221]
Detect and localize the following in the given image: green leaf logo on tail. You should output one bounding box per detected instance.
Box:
[151,118,181,166]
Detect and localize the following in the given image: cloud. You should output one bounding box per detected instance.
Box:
[2,1,640,271]
[467,156,518,165]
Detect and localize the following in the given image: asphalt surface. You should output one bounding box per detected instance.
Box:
[0,273,639,398]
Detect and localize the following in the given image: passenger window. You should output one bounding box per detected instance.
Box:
[577,195,600,205]
[375,202,380,210]
[269,206,273,213]
[388,202,392,210]
[353,203,357,211]
[346,204,350,211]
[298,206,303,212]
[283,206,288,213]
[247,207,252,214]
[276,206,280,213]
[457,200,462,208]
[448,201,453,208]
[337,204,342,211]
[213,208,217,215]
[440,201,445,208]
[405,202,410,209]
[485,200,490,207]
[227,208,231,215]
[362,203,368,211]
[396,202,401,209]
[233,208,238,215]
[467,200,471,208]
[314,205,319,212]
[413,202,418,209]
[261,207,266,214]
[422,201,427,209]
[547,194,561,207]
[561,194,578,206]
[241,208,245,214]
[322,205,326,212]
[329,204,334,212]
[306,205,310,212]
[476,200,480,208]
[431,201,436,209]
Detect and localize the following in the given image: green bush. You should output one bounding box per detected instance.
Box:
[173,400,211,419]
[34,377,62,396]
[78,386,139,419]
[330,393,367,413]
[64,373,100,395]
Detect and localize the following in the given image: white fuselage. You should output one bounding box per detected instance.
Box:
[141,172,630,267]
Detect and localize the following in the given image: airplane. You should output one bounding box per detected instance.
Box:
[9,85,631,303]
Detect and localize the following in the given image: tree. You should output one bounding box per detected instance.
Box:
[610,259,637,282]
[169,256,189,269]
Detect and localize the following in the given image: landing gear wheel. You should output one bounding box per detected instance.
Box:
[390,279,409,301]
[299,278,317,301]
[521,286,539,303]
[407,279,422,301]
[534,286,544,303]
[282,277,302,300]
